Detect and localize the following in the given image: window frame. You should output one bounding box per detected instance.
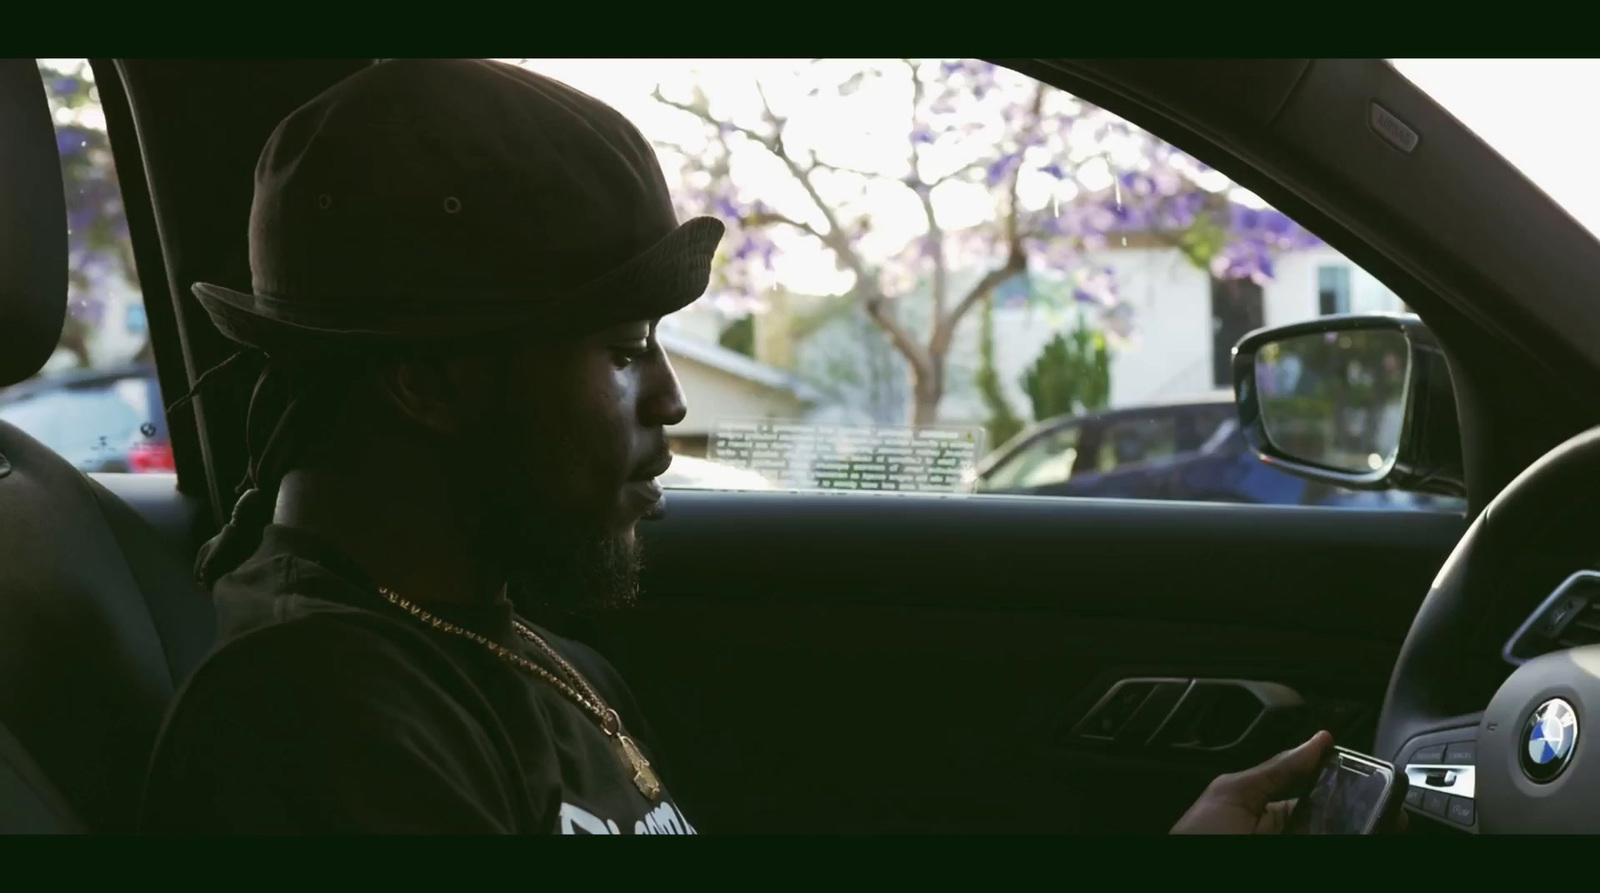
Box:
[86,58,202,492]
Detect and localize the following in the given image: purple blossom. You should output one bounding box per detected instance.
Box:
[1261,210,1293,236]
[1040,162,1065,179]
[1118,171,1153,197]
[1152,169,1183,197]
[911,124,936,144]
[55,129,82,156]
[1070,266,1119,307]
[984,152,1022,187]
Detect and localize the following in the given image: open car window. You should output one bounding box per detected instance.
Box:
[508,58,1462,512]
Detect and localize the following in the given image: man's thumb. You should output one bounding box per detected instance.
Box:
[1238,730,1332,803]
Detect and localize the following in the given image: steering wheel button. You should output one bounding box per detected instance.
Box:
[1422,790,1449,817]
[1447,796,1474,825]
[1443,742,1476,765]
[1413,744,1446,764]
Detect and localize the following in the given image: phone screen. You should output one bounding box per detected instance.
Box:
[1286,747,1397,835]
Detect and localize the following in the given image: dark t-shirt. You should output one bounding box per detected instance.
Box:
[139,524,694,835]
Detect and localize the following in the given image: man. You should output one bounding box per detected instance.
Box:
[140,58,1335,835]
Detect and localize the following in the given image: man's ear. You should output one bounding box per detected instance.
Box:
[376,357,498,436]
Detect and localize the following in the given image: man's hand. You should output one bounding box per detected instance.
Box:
[1171,730,1332,834]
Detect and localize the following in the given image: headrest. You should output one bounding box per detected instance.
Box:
[0,61,67,387]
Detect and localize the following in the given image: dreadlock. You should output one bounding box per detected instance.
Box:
[169,350,360,588]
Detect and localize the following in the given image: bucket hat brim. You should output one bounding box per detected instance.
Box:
[193,215,726,358]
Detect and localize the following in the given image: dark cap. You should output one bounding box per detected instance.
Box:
[192,58,724,357]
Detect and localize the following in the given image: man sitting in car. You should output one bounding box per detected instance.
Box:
[139,58,1333,835]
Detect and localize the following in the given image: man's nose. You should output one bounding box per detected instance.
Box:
[641,352,688,428]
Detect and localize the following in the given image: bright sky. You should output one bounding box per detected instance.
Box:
[1390,59,1600,239]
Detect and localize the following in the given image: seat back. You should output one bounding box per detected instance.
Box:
[0,59,217,833]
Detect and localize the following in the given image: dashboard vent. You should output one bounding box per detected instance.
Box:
[1554,602,1600,649]
[1504,571,1600,665]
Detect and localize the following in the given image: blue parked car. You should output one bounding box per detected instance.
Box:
[972,393,1462,510]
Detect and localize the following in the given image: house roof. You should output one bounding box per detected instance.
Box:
[657,329,821,404]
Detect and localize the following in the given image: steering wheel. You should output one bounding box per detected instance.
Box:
[1375,425,1600,833]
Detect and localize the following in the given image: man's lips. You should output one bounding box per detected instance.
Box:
[625,453,672,519]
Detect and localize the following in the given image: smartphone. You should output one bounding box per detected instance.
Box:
[1285,746,1407,834]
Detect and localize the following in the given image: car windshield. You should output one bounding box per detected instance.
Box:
[1391,59,1600,241]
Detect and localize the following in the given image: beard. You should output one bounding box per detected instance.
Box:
[470,441,644,619]
[500,512,642,619]
[461,371,646,620]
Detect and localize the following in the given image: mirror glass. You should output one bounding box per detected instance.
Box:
[1253,329,1411,475]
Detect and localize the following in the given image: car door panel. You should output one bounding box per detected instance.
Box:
[562,490,1466,834]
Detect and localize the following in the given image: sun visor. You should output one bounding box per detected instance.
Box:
[0,60,67,387]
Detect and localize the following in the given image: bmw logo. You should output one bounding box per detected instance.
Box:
[1522,698,1580,782]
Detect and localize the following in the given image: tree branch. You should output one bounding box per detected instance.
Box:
[932,161,987,187]
[741,210,825,242]
[901,58,949,328]
[810,158,890,181]
[865,293,932,379]
[928,82,1047,361]
[656,73,933,378]
[903,58,926,188]
[941,247,1028,347]
[651,87,776,151]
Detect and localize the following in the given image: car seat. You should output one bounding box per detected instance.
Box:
[0,59,217,833]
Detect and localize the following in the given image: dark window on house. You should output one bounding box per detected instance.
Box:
[1318,265,1352,316]
[1211,277,1264,388]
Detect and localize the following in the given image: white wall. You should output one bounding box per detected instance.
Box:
[1092,248,1215,408]
[667,354,811,439]
[1267,248,1406,326]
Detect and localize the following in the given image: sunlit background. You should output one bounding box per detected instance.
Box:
[7,57,1544,512]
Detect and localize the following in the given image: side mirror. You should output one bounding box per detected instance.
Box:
[1231,313,1464,498]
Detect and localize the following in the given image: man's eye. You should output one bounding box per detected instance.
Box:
[611,343,649,368]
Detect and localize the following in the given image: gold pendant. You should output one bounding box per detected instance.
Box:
[616,734,662,801]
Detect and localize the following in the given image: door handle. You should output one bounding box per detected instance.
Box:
[1070,677,1307,753]
[1150,679,1305,753]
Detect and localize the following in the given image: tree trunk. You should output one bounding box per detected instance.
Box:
[911,362,943,427]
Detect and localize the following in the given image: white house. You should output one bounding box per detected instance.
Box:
[657,323,819,457]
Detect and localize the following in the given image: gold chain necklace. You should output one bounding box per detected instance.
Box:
[376,586,662,801]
